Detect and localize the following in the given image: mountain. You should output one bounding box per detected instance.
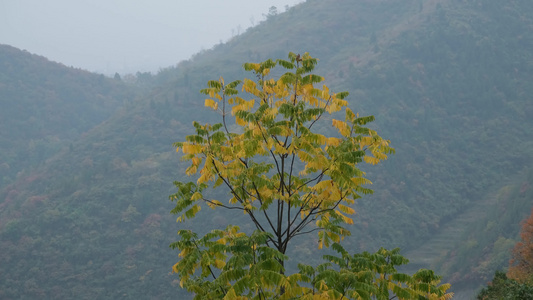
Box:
[1,0,533,299]
[0,44,140,186]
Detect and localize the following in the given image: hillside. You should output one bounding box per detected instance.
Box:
[0,44,140,186]
[1,0,533,298]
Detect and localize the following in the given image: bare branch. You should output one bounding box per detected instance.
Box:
[202,198,245,211]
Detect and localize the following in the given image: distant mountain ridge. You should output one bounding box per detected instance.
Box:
[0,44,139,186]
[1,0,533,298]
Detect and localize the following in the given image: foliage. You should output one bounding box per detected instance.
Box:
[426,171,533,289]
[298,245,452,300]
[477,271,533,300]
[508,209,533,284]
[476,206,533,298]
[172,226,452,299]
[171,52,393,253]
[169,53,450,299]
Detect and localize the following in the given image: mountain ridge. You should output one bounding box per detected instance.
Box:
[0,43,141,187]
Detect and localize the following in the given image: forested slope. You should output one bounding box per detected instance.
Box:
[0,44,138,186]
[1,0,532,298]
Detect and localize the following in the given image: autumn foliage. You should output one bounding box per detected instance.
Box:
[169,53,452,299]
[508,208,533,284]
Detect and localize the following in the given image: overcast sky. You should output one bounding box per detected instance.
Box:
[0,0,304,74]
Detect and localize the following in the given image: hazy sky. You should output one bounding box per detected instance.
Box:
[0,0,303,74]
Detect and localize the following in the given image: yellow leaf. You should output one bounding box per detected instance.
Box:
[297,150,312,162]
[225,288,238,299]
[338,204,355,215]
[321,85,330,100]
[336,210,354,225]
[363,156,380,165]
[204,98,218,110]
[197,172,210,184]
[182,143,202,155]
[192,157,201,166]
[214,259,226,269]
[191,192,202,201]
[351,177,372,185]
[359,136,373,147]
[313,180,332,191]
[274,143,288,155]
[243,78,259,94]
[326,231,341,243]
[248,63,260,72]
[263,84,274,94]
[178,248,191,258]
[185,165,197,176]
[326,137,342,146]
[373,151,388,160]
[315,134,327,145]
[231,104,243,115]
[207,199,222,209]
[172,262,179,273]
[258,186,273,199]
[345,107,356,122]
[246,99,255,110]
[317,230,324,249]
[332,119,350,136]
[236,117,246,126]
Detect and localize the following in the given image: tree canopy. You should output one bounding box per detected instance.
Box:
[477,208,533,299]
[169,52,451,299]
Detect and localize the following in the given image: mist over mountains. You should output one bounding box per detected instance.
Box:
[1,0,533,299]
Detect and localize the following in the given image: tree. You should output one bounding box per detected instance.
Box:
[264,6,278,20]
[477,271,533,300]
[170,52,451,299]
[477,209,533,299]
[508,208,533,284]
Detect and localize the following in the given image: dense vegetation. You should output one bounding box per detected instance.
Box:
[1,0,532,298]
[477,209,533,299]
[0,45,142,186]
[477,271,533,300]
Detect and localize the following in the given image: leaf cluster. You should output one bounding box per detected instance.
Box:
[170,52,394,254]
[171,227,452,299]
[171,226,290,299]
[295,244,452,300]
